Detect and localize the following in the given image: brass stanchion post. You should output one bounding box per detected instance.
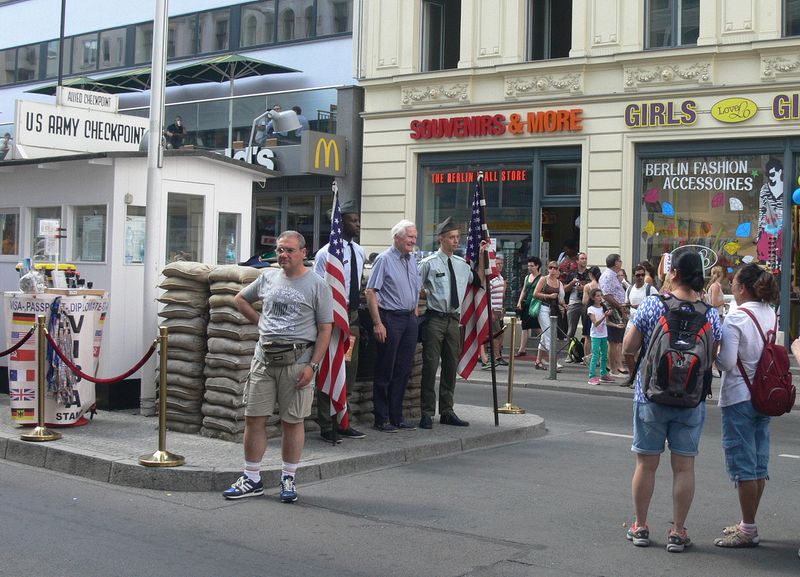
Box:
[498,316,525,414]
[139,326,185,467]
[21,315,62,442]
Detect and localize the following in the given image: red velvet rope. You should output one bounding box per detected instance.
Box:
[0,328,34,358]
[45,331,158,384]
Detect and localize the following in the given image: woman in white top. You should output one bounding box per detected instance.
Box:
[713,263,780,548]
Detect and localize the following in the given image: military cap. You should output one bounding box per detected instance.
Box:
[436,217,459,236]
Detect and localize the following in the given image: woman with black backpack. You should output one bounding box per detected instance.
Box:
[622,251,722,553]
[713,263,780,548]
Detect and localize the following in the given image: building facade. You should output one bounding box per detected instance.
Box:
[356,0,800,336]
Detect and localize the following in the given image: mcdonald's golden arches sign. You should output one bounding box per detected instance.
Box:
[302,130,346,176]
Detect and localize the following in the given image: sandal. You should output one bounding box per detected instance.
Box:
[534,362,547,370]
[515,350,528,357]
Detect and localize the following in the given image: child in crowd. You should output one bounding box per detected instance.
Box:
[586,288,614,385]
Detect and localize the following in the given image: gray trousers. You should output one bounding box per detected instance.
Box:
[420,314,461,418]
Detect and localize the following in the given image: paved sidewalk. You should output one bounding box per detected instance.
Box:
[0,397,544,492]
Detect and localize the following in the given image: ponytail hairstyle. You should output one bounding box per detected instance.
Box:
[588,265,601,282]
[671,252,705,292]
[735,263,780,304]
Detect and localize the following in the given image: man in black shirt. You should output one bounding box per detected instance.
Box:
[164,116,185,149]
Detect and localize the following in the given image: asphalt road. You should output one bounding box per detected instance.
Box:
[3,384,800,577]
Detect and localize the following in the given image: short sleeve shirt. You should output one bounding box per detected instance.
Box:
[631,295,722,403]
[599,268,626,305]
[366,246,421,311]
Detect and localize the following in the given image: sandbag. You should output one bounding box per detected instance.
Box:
[159,303,201,319]
[204,389,244,408]
[162,316,208,336]
[164,333,207,352]
[159,276,209,292]
[207,322,259,341]
[157,290,209,310]
[162,261,212,282]
[210,281,245,295]
[205,376,246,395]
[205,353,252,370]
[167,421,202,434]
[208,337,255,356]
[209,306,251,325]
[208,265,260,284]
[166,359,205,378]
[201,403,244,421]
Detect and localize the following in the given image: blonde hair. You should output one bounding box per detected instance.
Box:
[706,265,724,292]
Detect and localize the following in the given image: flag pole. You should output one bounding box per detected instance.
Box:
[477,171,500,427]
[330,180,339,446]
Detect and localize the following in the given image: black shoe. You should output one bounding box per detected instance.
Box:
[419,415,433,429]
[373,422,398,433]
[440,412,470,427]
[394,420,417,430]
[495,357,509,366]
[320,430,342,444]
[338,426,366,439]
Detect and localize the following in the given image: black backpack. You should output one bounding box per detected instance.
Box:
[567,337,585,363]
[640,295,714,408]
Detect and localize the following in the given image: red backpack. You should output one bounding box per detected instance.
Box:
[736,308,796,417]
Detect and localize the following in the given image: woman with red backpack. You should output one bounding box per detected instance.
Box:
[714,263,780,548]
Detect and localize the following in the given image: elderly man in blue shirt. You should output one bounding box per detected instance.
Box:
[418,217,485,429]
[365,220,423,432]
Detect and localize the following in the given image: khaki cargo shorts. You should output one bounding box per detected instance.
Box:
[242,357,314,423]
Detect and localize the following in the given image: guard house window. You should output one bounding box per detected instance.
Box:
[0,210,19,255]
[645,0,699,49]
[72,205,107,262]
[528,0,572,60]
[166,193,204,263]
[30,206,62,261]
[217,213,241,264]
[241,1,276,46]
[786,0,800,36]
[421,0,461,72]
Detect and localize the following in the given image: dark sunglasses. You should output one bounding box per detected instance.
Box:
[634,273,645,277]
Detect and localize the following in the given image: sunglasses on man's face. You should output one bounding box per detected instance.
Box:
[634,273,645,278]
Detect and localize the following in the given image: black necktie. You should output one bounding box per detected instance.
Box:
[447,257,458,311]
[348,242,360,310]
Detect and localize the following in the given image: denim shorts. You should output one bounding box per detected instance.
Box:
[632,401,706,457]
[721,400,771,483]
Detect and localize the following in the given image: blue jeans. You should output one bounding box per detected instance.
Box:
[632,401,706,457]
[721,400,770,483]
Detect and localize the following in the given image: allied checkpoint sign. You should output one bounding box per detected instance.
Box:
[4,292,109,426]
[15,99,148,158]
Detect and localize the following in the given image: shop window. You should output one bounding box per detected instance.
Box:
[72,205,107,262]
[287,195,316,250]
[124,206,146,265]
[217,213,241,264]
[168,15,199,59]
[421,0,461,71]
[16,44,39,82]
[99,28,126,70]
[199,9,230,53]
[786,0,800,36]
[254,197,282,256]
[71,33,98,74]
[0,210,19,255]
[166,193,204,262]
[638,154,781,282]
[241,1,276,47]
[317,0,352,35]
[528,0,572,61]
[645,0,699,49]
[544,163,580,196]
[30,206,62,261]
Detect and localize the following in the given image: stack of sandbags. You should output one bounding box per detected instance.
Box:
[200,265,261,442]
[156,262,212,434]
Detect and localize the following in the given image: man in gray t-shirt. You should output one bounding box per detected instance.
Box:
[223,231,332,504]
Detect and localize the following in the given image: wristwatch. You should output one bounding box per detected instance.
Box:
[309,362,320,374]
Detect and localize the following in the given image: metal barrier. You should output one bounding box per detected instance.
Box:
[20,315,61,442]
[497,317,525,415]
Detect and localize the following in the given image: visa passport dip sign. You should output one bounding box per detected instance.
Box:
[15,99,148,156]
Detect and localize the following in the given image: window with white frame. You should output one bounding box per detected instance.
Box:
[645,0,699,49]
[166,193,204,262]
[217,213,241,264]
[786,0,800,36]
[421,0,461,72]
[72,205,107,262]
[528,0,572,61]
[0,209,19,255]
[30,206,61,261]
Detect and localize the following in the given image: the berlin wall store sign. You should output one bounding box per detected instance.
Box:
[409,108,583,140]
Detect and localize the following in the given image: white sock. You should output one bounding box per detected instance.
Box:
[282,461,298,479]
[739,521,757,534]
[244,460,261,483]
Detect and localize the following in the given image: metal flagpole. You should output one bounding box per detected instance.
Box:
[141,0,169,416]
[476,172,499,427]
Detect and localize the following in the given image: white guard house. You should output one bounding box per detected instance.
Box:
[0,148,275,407]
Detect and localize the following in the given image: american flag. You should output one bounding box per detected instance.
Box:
[457,174,498,379]
[315,192,349,429]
